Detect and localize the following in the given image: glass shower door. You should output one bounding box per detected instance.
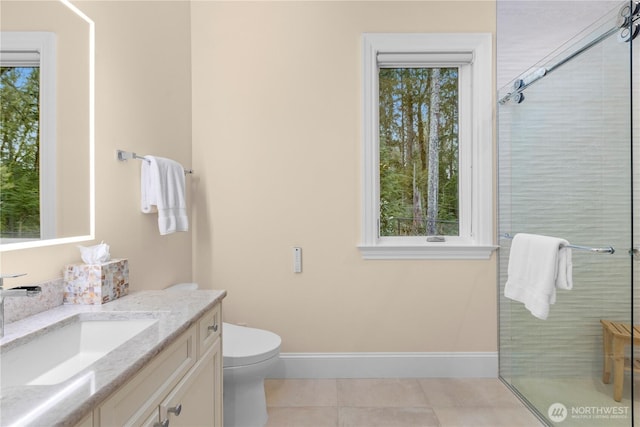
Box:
[498,3,635,425]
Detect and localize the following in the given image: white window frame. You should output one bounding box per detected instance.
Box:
[359,33,495,260]
[1,32,57,241]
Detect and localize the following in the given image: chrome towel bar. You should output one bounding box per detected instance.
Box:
[500,233,615,255]
[116,149,194,174]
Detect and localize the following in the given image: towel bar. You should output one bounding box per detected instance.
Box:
[117,149,148,163]
[500,233,615,254]
[116,149,194,174]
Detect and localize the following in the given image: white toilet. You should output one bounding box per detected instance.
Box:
[223,322,281,427]
[164,283,281,427]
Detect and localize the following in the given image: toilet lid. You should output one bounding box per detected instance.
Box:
[223,323,281,367]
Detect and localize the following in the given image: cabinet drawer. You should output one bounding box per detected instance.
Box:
[97,326,197,427]
[197,303,221,357]
[159,337,221,426]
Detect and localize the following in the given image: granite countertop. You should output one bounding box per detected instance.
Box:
[0,289,226,427]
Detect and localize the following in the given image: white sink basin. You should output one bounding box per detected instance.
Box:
[1,314,158,387]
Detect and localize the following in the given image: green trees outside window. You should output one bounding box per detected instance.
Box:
[0,66,41,239]
[379,67,459,237]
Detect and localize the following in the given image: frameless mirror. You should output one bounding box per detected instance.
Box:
[0,0,94,251]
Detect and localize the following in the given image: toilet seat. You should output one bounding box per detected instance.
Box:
[223,322,281,368]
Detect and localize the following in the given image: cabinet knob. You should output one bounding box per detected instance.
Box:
[154,420,169,427]
[168,403,183,416]
[208,323,218,332]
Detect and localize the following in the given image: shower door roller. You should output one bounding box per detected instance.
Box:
[617,1,640,42]
[617,23,640,42]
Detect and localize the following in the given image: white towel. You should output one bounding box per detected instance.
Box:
[141,155,189,235]
[504,233,573,320]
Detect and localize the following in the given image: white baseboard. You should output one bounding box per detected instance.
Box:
[268,352,498,379]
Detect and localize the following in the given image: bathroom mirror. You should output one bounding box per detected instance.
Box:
[0,0,94,251]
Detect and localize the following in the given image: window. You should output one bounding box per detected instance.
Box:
[360,33,495,259]
[0,32,56,243]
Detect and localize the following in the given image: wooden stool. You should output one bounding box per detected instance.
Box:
[600,319,640,402]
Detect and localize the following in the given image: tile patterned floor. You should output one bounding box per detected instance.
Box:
[264,378,544,427]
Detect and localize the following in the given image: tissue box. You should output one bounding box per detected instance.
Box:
[63,258,129,304]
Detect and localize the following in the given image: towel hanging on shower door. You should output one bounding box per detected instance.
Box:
[504,233,573,320]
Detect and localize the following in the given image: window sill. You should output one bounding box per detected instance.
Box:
[358,243,498,260]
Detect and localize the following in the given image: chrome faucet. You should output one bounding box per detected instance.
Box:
[0,274,41,338]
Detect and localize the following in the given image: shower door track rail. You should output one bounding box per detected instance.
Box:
[500,233,615,254]
[500,1,640,105]
[498,25,620,105]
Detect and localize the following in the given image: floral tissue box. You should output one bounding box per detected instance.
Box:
[63,258,129,304]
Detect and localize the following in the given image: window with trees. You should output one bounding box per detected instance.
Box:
[0,32,56,243]
[360,33,495,259]
[379,67,459,237]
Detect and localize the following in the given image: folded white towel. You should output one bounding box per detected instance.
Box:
[141,155,189,235]
[504,233,573,320]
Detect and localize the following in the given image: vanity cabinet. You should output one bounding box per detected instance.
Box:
[94,303,222,427]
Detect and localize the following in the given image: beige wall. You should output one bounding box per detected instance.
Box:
[191,1,497,353]
[2,0,497,354]
[1,1,193,290]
